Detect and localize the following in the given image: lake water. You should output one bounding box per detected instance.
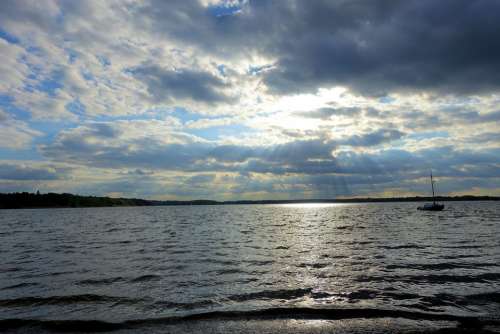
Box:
[1,202,499,332]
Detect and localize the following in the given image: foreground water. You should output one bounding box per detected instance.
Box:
[1,202,499,332]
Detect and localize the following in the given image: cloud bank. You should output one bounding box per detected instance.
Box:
[0,0,499,199]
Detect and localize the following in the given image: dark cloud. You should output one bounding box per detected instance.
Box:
[186,174,215,185]
[88,123,121,138]
[0,0,60,32]
[40,122,500,186]
[0,110,9,122]
[130,64,231,103]
[124,169,154,176]
[0,164,59,180]
[2,1,499,199]
[372,107,500,131]
[468,132,500,144]
[32,118,500,198]
[138,0,500,96]
[208,145,255,163]
[41,124,211,170]
[297,107,362,120]
[454,109,500,124]
[436,106,500,124]
[43,139,210,170]
[262,0,500,95]
[41,122,338,172]
[480,110,500,122]
[339,129,405,147]
[261,139,335,163]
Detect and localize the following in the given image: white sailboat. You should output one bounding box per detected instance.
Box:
[417,171,444,211]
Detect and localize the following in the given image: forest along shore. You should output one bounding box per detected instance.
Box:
[1,192,499,209]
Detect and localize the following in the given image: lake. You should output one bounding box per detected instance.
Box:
[1,202,499,333]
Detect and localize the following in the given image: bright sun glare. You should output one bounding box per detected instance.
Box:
[280,203,345,208]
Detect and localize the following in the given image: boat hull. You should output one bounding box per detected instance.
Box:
[417,203,444,211]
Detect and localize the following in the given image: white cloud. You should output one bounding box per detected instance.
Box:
[0,110,42,149]
[1,0,500,198]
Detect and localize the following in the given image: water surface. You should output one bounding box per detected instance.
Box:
[1,202,499,331]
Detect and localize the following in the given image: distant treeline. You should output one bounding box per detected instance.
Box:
[0,192,155,209]
[0,192,499,209]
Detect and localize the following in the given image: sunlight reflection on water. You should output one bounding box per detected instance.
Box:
[278,203,347,208]
[0,201,499,323]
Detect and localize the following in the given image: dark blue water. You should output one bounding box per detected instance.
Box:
[1,202,499,332]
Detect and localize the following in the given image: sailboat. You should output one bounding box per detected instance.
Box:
[417,171,444,211]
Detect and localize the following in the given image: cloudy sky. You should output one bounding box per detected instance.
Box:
[1,0,499,200]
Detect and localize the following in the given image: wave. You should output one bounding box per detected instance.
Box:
[442,245,484,249]
[356,272,500,283]
[386,262,499,271]
[0,294,142,307]
[382,244,428,250]
[76,277,124,285]
[336,225,354,230]
[129,274,161,283]
[0,282,39,291]
[226,288,313,302]
[0,294,217,312]
[209,268,247,275]
[194,258,238,266]
[77,274,164,285]
[411,292,500,310]
[1,307,494,332]
[467,292,500,303]
[3,288,497,314]
[297,262,329,269]
[241,259,274,266]
[150,299,218,310]
[223,288,418,303]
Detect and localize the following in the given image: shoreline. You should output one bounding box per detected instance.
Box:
[2,307,499,334]
[1,192,499,210]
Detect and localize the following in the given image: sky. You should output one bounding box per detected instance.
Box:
[0,0,499,200]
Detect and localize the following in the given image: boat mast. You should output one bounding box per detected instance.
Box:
[430,170,436,204]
